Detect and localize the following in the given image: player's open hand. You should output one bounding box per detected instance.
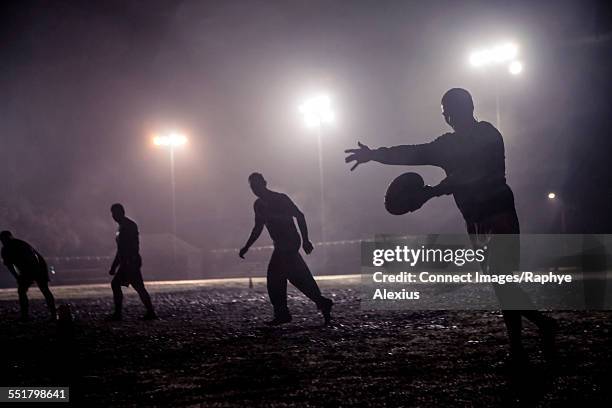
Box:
[303,240,314,254]
[345,141,372,171]
[239,247,248,259]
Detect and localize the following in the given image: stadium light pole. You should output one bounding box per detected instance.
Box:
[299,94,335,244]
[153,132,188,263]
[547,192,567,233]
[468,42,523,132]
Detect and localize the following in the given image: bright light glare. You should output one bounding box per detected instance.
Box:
[508,60,523,75]
[299,95,334,129]
[153,132,188,147]
[469,42,519,67]
[548,192,556,200]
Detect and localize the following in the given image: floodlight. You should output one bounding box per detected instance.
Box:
[299,95,334,129]
[153,132,188,147]
[508,60,523,75]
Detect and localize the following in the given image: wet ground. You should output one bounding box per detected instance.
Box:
[0,276,611,407]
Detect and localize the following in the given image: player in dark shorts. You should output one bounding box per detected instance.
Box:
[239,173,334,325]
[345,88,557,364]
[0,231,56,321]
[108,203,156,321]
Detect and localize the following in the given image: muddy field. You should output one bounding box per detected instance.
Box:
[1,277,611,407]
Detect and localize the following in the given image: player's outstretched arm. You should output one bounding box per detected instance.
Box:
[239,221,264,259]
[345,140,440,171]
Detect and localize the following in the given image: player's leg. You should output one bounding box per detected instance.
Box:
[110,274,124,319]
[582,234,607,309]
[521,309,557,359]
[286,252,333,324]
[131,278,156,319]
[471,218,529,362]
[37,280,56,319]
[266,250,291,323]
[502,311,524,358]
[489,217,557,361]
[17,282,30,320]
[286,252,323,302]
[487,233,531,362]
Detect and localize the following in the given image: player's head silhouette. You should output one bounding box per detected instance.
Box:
[248,172,267,198]
[0,230,13,245]
[110,203,126,223]
[441,88,475,130]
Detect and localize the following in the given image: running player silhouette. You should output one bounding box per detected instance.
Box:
[1,231,56,321]
[240,173,333,325]
[345,88,557,364]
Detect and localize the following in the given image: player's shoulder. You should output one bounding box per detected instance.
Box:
[3,239,29,256]
[123,217,139,231]
[255,191,293,208]
[14,239,31,249]
[277,192,291,201]
[433,132,454,144]
[277,192,296,207]
[476,121,502,136]
[267,190,290,202]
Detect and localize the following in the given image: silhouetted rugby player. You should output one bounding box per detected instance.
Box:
[240,173,333,325]
[345,88,557,363]
[0,231,56,321]
[108,203,156,320]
